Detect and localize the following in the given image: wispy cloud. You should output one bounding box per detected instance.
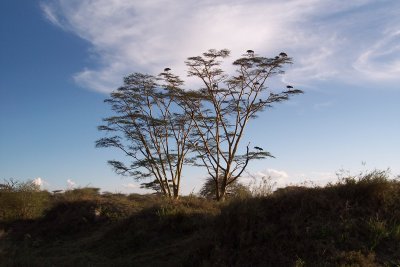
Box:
[354,30,400,80]
[67,179,76,189]
[40,0,400,92]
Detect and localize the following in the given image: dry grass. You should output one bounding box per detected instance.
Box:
[1,170,400,266]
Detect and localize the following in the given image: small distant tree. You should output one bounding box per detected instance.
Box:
[97,72,194,199]
[184,49,302,201]
[0,178,49,222]
[199,176,251,200]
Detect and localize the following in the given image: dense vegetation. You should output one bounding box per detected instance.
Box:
[1,170,400,266]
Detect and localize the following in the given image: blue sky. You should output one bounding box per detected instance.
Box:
[1,0,399,194]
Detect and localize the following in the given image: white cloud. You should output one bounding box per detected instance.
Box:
[122,183,137,189]
[309,171,334,182]
[40,0,400,92]
[243,168,289,187]
[67,179,76,189]
[244,169,336,188]
[262,169,289,179]
[32,177,44,187]
[41,2,63,28]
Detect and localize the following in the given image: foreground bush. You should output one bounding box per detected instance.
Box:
[1,170,400,266]
[207,170,400,266]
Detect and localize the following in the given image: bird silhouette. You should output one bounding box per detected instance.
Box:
[286,85,293,89]
[247,49,254,54]
[279,52,287,57]
[164,68,171,72]
[254,146,263,151]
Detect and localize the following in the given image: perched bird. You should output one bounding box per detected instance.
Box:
[254,82,260,85]
[286,85,293,89]
[247,49,254,54]
[164,67,171,72]
[254,146,263,151]
[279,52,287,57]
[213,83,218,88]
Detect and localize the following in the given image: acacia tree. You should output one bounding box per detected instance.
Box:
[184,49,303,201]
[98,49,301,201]
[96,71,194,199]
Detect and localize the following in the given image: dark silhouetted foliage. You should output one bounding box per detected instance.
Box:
[1,171,399,266]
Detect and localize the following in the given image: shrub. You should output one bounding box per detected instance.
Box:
[248,175,276,197]
[0,179,50,223]
[60,187,101,202]
[199,177,251,200]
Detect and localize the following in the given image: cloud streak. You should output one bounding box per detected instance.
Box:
[41,0,400,92]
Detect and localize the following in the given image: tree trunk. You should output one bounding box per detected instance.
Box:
[173,187,179,200]
[217,187,226,202]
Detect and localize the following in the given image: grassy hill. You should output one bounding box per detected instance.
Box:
[1,170,400,266]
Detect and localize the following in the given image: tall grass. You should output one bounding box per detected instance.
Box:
[1,170,400,266]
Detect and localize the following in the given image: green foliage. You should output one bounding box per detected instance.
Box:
[0,179,50,223]
[60,187,101,201]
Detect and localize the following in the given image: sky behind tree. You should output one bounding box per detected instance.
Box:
[1,0,399,193]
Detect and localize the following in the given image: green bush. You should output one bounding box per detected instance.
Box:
[0,179,50,223]
[61,187,101,202]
